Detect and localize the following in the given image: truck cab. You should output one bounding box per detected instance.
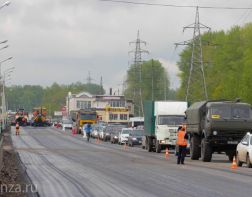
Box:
[155,114,185,147]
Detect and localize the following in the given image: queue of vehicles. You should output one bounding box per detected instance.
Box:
[9,99,252,168]
[89,99,252,168]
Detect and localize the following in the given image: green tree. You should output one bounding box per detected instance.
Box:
[6,82,105,116]
[177,23,252,105]
[124,59,172,116]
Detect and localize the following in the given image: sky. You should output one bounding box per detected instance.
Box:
[0,0,252,93]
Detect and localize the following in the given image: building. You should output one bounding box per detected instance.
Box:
[66,92,134,124]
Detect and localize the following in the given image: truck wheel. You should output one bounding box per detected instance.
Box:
[155,141,161,153]
[236,153,242,167]
[201,138,212,162]
[190,135,201,160]
[246,154,252,168]
[147,137,152,152]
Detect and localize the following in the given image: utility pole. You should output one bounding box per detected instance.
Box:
[175,7,210,103]
[151,59,154,101]
[164,71,167,101]
[86,71,93,84]
[100,76,103,95]
[129,30,149,116]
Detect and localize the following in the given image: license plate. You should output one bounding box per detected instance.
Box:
[139,141,142,143]
[227,141,238,144]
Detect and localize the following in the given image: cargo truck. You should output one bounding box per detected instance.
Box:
[186,100,252,162]
[71,109,97,134]
[143,101,188,153]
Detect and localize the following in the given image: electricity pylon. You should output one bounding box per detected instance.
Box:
[176,7,210,102]
[129,30,149,116]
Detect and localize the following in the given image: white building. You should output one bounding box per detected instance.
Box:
[66,92,134,124]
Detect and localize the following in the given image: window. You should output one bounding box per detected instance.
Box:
[250,136,252,145]
[109,100,126,107]
[76,101,91,109]
[120,114,128,120]
[109,114,118,120]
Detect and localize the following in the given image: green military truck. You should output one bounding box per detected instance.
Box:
[186,100,252,162]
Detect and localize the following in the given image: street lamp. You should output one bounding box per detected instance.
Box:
[1,67,14,129]
[0,57,12,64]
[67,92,72,118]
[0,45,8,51]
[0,40,7,44]
[0,57,13,77]
[3,66,14,73]
[0,1,11,10]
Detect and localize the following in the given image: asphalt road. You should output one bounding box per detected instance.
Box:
[11,126,252,197]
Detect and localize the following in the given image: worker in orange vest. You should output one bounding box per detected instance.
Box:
[176,125,188,164]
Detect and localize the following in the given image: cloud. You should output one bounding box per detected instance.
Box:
[0,0,251,92]
[159,58,180,90]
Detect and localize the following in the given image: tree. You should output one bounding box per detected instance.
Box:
[177,23,252,104]
[6,82,105,116]
[124,59,171,116]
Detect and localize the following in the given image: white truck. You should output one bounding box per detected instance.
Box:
[143,101,188,153]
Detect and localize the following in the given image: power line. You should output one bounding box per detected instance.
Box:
[100,0,252,10]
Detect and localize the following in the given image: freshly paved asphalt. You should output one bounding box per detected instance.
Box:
[11,126,252,197]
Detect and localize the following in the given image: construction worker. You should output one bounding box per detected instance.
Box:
[15,122,20,135]
[176,125,188,164]
[84,123,92,142]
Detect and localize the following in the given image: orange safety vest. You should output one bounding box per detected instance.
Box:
[177,130,187,146]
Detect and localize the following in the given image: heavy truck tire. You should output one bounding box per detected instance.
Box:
[190,135,201,160]
[155,141,161,153]
[147,137,152,152]
[201,138,212,162]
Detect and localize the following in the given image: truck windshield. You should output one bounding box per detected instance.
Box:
[210,105,251,119]
[80,114,97,120]
[158,115,185,125]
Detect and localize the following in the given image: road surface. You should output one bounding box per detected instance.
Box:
[11,126,252,197]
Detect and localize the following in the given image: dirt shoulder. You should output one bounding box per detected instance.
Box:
[0,128,38,197]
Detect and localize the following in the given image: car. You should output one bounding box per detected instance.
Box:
[61,119,73,130]
[236,132,252,168]
[128,129,144,147]
[91,124,99,138]
[94,124,106,139]
[118,128,132,144]
[99,126,107,141]
[110,125,127,144]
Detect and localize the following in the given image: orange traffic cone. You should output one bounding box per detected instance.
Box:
[231,156,238,169]
[165,148,169,159]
